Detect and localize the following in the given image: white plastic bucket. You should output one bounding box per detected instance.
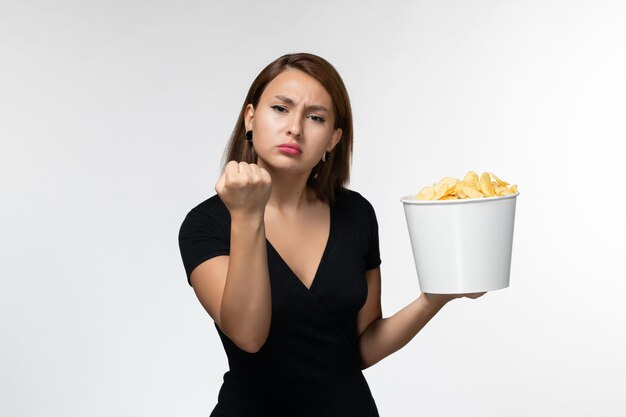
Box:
[400,193,519,294]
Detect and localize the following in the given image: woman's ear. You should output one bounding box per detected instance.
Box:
[329,128,343,151]
[244,104,255,130]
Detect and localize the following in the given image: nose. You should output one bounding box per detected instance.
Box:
[286,111,303,139]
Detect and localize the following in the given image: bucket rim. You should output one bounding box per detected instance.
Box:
[400,192,520,205]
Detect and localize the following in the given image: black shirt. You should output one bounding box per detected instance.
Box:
[178,188,382,416]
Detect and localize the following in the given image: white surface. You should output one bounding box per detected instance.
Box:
[2,1,626,416]
[401,194,517,293]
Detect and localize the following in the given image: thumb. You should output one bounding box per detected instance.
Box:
[215,171,226,193]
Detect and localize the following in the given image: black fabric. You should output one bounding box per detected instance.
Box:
[178,188,382,417]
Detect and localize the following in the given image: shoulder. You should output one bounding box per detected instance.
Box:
[334,187,376,213]
[187,194,229,218]
[333,187,378,225]
[178,195,231,284]
[333,188,381,265]
[179,194,230,236]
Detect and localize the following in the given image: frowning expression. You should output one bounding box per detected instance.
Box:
[245,69,342,174]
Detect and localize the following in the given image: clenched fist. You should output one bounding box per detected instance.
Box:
[215,161,272,221]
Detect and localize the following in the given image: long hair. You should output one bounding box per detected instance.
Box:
[222,53,353,203]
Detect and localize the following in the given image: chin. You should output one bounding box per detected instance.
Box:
[260,156,314,174]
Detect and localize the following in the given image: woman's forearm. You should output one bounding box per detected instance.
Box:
[220,216,272,353]
[358,294,447,369]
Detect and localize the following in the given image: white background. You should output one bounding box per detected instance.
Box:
[2,1,625,416]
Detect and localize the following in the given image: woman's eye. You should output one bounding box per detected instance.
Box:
[271,105,324,123]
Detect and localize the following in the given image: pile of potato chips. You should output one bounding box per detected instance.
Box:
[415,171,518,201]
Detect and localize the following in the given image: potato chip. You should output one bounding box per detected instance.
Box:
[460,184,485,199]
[415,171,518,201]
[490,172,509,187]
[463,171,480,189]
[432,177,458,200]
[416,186,435,200]
[494,186,512,196]
[479,172,495,197]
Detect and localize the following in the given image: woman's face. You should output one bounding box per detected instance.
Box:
[245,69,342,176]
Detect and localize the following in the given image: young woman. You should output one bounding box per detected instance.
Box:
[178,52,485,416]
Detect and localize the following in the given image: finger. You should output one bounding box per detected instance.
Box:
[237,162,258,184]
[248,163,262,181]
[468,292,486,299]
[221,161,238,189]
[224,160,239,180]
[225,160,239,173]
[259,167,272,184]
[215,171,226,193]
[224,161,241,184]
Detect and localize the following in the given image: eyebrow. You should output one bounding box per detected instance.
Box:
[274,95,330,113]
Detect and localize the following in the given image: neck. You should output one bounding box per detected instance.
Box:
[263,166,315,214]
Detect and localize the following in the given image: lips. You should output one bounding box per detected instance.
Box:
[277,143,302,155]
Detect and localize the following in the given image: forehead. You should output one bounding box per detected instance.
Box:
[261,69,332,106]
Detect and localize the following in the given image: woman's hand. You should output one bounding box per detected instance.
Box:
[421,291,487,308]
[215,161,272,221]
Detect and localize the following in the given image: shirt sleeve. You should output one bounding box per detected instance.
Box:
[364,198,382,271]
[178,203,230,286]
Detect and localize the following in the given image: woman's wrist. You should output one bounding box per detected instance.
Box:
[230,211,265,228]
[230,215,266,243]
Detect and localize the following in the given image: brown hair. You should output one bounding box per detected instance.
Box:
[222,52,353,203]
